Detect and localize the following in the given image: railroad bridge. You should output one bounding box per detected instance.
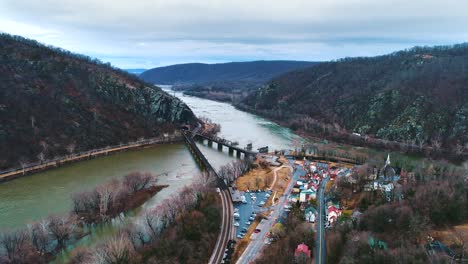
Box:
[182,130,243,263]
[193,133,257,158]
[182,131,228,189]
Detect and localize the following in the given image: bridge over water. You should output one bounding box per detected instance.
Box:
[183,130,251,264]
[193,132,257,159]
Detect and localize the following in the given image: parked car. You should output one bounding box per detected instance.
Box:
[254,229,261,233]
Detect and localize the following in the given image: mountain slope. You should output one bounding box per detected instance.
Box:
[241,44,468,152]
[0,34,196,170]
[139,61,318,85]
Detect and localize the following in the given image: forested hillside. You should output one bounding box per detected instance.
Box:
[241,44,468,154]
[0,34,196,170]
[140,61,317,85]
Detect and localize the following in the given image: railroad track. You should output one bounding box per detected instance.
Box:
[209,189,233,264]
[183,130,233,264]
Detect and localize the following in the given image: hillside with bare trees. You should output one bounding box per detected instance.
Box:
[240,43,468,157]
[0,34,197,170]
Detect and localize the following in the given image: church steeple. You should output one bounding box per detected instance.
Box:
[385,154,391,166]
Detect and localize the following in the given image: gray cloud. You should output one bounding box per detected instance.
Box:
[1,0,468,68]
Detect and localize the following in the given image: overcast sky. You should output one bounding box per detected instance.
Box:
[1,0,468,69]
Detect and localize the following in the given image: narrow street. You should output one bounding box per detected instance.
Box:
[316,176,330,264]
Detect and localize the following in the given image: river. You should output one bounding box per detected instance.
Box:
[0,88,303,232]
[1,86,463,262]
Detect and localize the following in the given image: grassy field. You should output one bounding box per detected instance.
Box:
[236,166,274,191]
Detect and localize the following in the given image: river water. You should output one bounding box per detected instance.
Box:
[1,86,461,262]
[0,88,302,233]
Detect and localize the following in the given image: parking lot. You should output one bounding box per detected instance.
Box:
[233,190,271,238]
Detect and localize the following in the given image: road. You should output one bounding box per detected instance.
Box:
[316,176,330,264]
[236,162,298,264]
[209,189,233,264]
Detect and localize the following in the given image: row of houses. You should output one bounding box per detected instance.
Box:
[289,160,345,227]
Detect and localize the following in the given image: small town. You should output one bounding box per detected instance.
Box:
[213,142,466,264]
[1,2,467,263]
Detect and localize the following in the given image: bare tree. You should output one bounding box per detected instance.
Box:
[98,233,135,264]
[126,224,148,250]
[143,210,162,240]
[96,181,119,219]
[29,220,52,254]
[19,157,29,175]
[71,190,100,216]
[196,171,216,190]
[37,152,46,164]
[0,230,32,262]
[48,215,75,251]
[66,142,76,156]
[39,140,48,152]
[123,172,155,193]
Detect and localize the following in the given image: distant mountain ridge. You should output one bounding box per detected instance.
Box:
[139,61,318,85]
[0,34,196,170]
[241,44,468,154]
[124,68,147,75]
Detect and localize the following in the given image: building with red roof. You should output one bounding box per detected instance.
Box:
[294,243,311,258]
[327,205,342,224]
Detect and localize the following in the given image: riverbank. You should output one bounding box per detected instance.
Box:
[65,181,221,263]
[75,184,169,224]
[0,134,183,183]
[0,172,166,264]
[234,102,467,162]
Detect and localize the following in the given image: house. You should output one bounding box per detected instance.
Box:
[327,205,342,224]
[289,194,299,203]
[304,207,317,223]
[299,189,317,202]
[381,182,394,193]
[294,243,311,258]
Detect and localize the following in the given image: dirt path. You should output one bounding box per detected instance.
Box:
[269,165,289,190]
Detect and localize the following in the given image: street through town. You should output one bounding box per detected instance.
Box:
[236,161,301,264]
[316,176,330,264]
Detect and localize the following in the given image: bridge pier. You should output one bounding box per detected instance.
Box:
[217,142,223,151]
[228,147,234,155]
[236,151,241,158]
[208,140,213,147]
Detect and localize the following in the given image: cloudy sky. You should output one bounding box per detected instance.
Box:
[1,0,468,69]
